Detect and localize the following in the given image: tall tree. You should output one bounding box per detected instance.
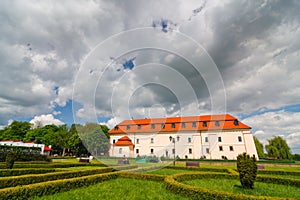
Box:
[76,123,110,157]
[0,121,32,140]
[266,136,292,159]
[253,136,265,159]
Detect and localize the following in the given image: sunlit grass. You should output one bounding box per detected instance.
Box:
[32,178,189,200]
[183,178,300,199]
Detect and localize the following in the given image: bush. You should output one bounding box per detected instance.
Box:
[0,168,56,177]
[0,172,119,200]
[164,172,289,200]
[237,153,257,189]
[5,151,17,169]
[0,167,114,189]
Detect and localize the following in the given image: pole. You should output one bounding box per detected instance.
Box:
[173,138,175,166]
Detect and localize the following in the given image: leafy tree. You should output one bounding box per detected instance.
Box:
[237,153,257,189]
[76,123,110,157]
[67,124,88,157]
[253,136,265,159]
[265,136,292,159]
[0,121,31,140]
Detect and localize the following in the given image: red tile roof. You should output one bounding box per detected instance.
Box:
[114,136,134,146]
[109,114,250,134]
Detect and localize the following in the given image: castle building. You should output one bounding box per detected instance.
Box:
[109,114,258,160]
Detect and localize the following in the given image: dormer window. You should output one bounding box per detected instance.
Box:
[161,124,165,129]
[181,122,186,128]
[137,124,141,130]
[151,124,155,129]
[171,123,175,128]
[114,126,119,131]
[126,125,130,130]
[234,120,239,126]
[215,121,220,126]
[203,121,207,127]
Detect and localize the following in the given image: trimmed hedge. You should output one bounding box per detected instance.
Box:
[0,167,114,189]
[0,162,106,169]
[164,172,299,200]
[0,168,56,177]
[0,172,119,200]
[258,170,300,176]
[256,175,300,187]
[166,165,229,173]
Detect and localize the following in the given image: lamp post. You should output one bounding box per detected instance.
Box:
[169,135,180,166]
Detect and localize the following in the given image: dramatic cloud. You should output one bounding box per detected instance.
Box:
[0,0,299,152]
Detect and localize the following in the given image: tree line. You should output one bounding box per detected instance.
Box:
[254,136,299,160]
[0,121,110,157]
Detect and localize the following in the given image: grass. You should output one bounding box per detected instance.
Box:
[182,178,300,199]
[32,178,189,200]
[146,168,197,175]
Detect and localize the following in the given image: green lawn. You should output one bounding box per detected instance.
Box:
[183,178,300,199]
[32,178,189,200]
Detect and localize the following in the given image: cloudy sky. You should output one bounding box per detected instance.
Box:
[0,0,299,153]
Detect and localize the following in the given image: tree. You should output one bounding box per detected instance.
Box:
[76,123,110,157]
[237,153,257,189]
[67,124,88,157]
[253,136,265,159]
[265,136,292,159]
[0,121,32,140]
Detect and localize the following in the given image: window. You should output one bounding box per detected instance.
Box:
[119,148,122,154]
[151,124,155,129]
[113,139,116,144]
[203,121,207,127]
[234,120,239,126]
[238,136,242,142]
[136,139,139,144]
[206,148,209,154]
[114,126,119,131]
[229,146,234,151]
[161,124,165,129]
[215,121,220,126]
[171,123,175,128]
[192,122,197,128]
[218,137,222,142]
[172,148,175,154]
[137,124,141,130]
[205,137,208,143]
[219,146,223,151]
[181,122,186,128]
[126,125,130,130]
[150,149,154,154]
[189,148,192,154]
[136,149,139,154]
[188,137,192,143]
[151,138,154,143]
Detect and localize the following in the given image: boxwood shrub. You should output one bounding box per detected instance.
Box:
[0,168,56,177]
[0,172,119,200]
[164,172,299,200]
[0,167,114,189]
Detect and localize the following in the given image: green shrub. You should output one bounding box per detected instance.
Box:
[0,168,56,177]
[237,153,257,189]
[0,167,114,189]
[0,172,119,199]
[166,166,229,173]
[164,172,291,200]
[5,151,17,169]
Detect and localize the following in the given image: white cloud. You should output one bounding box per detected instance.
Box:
[30,114,64,128]
[243,111,300,154]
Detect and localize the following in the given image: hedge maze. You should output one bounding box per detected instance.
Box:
[0,162,299,200]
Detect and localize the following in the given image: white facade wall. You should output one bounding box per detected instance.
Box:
[110,130,258,160]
